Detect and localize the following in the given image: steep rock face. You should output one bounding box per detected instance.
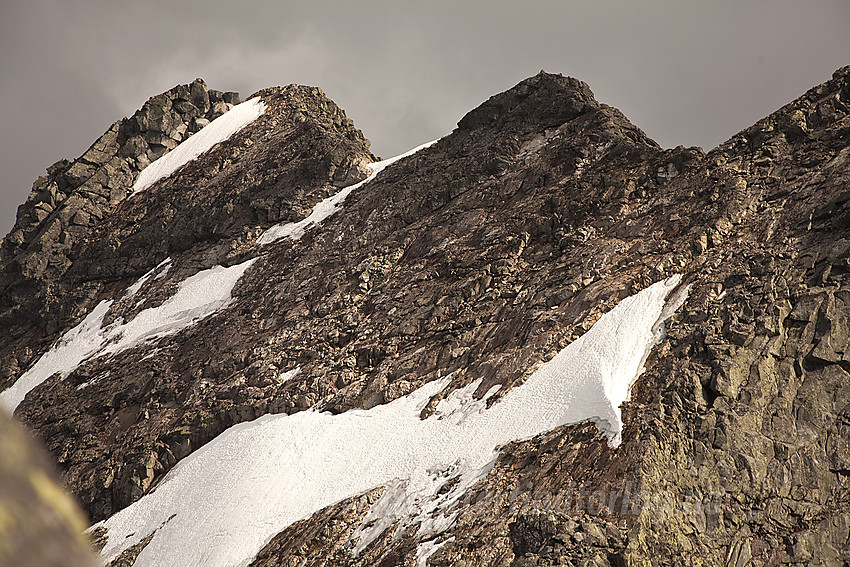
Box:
[625,65,850,565]
[0,79,240,386]
[2,66,850,566]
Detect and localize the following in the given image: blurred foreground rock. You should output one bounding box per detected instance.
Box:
[0,412,96,567]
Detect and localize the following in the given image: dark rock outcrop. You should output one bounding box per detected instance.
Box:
[3,66,850,566]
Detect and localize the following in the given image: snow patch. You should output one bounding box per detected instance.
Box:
[415,537,452,567]
[1,258,256,413]
[1,300,113,412]
[132,98,266,194]
[258,139,438,245]
[100,259,256,359]
[75,372,111,392]
[153,258,172,280]
[94,276,686,567]
[278,367,301,384]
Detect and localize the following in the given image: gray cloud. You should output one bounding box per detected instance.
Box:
[2,0,849,236]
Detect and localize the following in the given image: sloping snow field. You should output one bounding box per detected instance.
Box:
[0,259,256,413]
[95,276,687,567]
[132,97,267,194]
[3,125,687,567]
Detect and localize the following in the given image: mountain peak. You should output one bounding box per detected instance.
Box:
[457,71,597,132]
[0,78,374,401]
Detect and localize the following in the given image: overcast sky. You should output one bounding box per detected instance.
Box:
[1,1,848,237]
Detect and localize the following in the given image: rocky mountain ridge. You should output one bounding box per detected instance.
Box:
[2,66,850,566]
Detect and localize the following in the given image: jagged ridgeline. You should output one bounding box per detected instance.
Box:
[1,67,849,566]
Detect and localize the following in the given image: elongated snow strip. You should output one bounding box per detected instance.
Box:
[0,258,256,413]
[257,139,439,245]
[95,276,687,567]
[133,97,267,194]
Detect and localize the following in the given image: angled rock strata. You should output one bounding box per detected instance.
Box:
[2,66,850,566]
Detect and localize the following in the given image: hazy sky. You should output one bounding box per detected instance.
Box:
[1,1,848,237]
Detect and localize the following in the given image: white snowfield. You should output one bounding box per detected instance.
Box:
[257,139,439,245]
[0,258,256,413]
[132,97,267,194]
[95,275,688,567]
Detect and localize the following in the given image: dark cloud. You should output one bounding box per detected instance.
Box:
[2,0,849,236]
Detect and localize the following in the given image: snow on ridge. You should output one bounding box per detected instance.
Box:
[95,275,687,567]
[0,258,256,413]
[257,138,439,245]
[132,97,267,194]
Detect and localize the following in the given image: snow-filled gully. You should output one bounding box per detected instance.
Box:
[257,139,438,245]
[1,135,437,414]
[95,276,688,567]
[2,97,271,411]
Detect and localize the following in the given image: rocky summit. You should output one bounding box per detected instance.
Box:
[1,66,850,566]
